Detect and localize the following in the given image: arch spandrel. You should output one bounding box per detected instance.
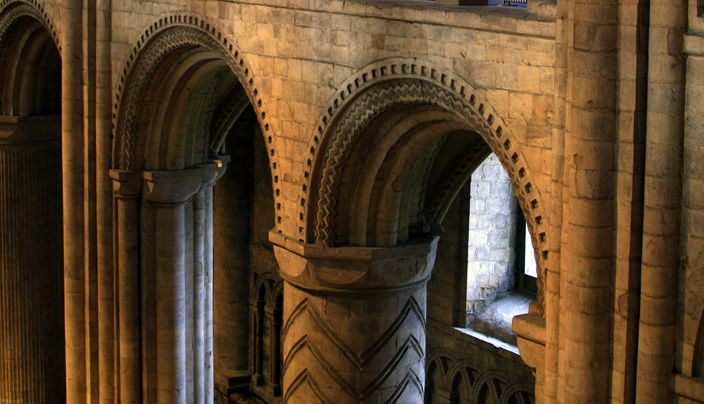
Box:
[112,13,284,231]
[300,58,549,315]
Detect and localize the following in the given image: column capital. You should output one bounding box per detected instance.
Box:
[269,231,438,293]
[197,156,230,188]
[142,166,220,204]
[110,169,143,199]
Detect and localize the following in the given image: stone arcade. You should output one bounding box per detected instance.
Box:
[0,0,702,403]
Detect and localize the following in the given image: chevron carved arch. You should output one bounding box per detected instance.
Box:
[112,13,284,231]
[0,0,60,50]
[300,58,549,315]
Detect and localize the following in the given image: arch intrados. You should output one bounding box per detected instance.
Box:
[178,68,234,169]
[0,17,51,115]
[20,35,54,113]
[158,60,218,170]
[15,27,54,115]
[141,48,221,168]
[304,59,549,313]
[367,121,465,246]
[144,52,227,170]
[113,16,284,229]
[346,110,464,245]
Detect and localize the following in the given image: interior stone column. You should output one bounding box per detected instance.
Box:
[142,167,219,404]
[0,115,64,403]
[271,232,438,404]
[110,170,142,403]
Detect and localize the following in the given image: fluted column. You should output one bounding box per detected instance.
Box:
[110,170,142,403]
[0,115,64,403]
[271,233,437,404]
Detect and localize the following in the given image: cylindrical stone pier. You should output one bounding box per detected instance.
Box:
[271,233,438,404]
[0,115,64,403]
[137,163,224,404]
[110,170,143,403]
[143,169,211,404]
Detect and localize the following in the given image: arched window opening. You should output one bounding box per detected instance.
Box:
[464,153,536,347]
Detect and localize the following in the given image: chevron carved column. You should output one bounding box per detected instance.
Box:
[271,233,438,404]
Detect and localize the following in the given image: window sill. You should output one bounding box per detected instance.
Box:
[453,326,520,355]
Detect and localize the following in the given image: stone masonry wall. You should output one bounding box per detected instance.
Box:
[427,173,534,404]
[466,153,520,321]
[101,0,556,241]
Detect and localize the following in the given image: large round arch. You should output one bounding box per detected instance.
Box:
[299,58,549,312]
[110,14,281,402]
[111,13,280,217]
[0,0,61,116]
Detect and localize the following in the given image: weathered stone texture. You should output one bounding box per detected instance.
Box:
[2,0,704,403]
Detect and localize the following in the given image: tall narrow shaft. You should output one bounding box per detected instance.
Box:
[154,202,187,404]
[111,169,142,403]
[193,189,206,402]
[561,0,618,400]
[636,0,686,401]
[62,0,86,400]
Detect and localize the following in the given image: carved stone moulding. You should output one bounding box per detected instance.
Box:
[270,231,438,294]
[110,157,229,202]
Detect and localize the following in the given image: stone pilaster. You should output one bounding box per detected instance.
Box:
[271,232,437,404]
[0,115,64,403]
[560,0,618,400]
[110,169,142,403]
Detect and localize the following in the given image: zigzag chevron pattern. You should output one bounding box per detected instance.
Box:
[283,295,426,366]
[282,294,426,404]
[310,75,548,315]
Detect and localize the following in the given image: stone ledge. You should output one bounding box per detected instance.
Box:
[673,374,704,403]
[512,311,545,371]
[685,33,704,56]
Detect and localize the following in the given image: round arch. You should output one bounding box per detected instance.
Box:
[0,0,60,48]
[0,0,61,116]
[300,58,549,313]
[112,13,283,227]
